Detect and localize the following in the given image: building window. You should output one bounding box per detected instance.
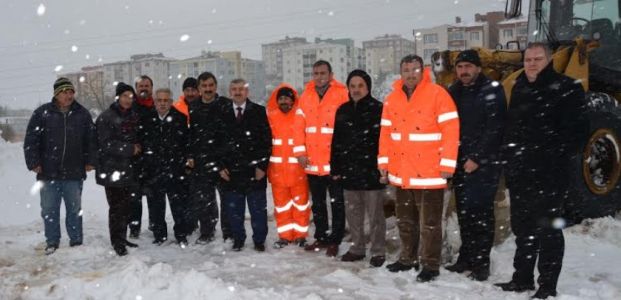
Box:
[449,31,464,41]
[423,48,439,60]
[470,32,480,41]
[517,26,528,36]
[503,29,514,38]
[423,33,438,44]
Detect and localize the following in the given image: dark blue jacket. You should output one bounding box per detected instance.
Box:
[449,74,506,168]
[24,98,97,181]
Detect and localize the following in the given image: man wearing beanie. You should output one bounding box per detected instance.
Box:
[96,82,142,256]
[24,77,98,255]
[173,77,200,122]
[331,70,386,267]
[266,84,311,249]
[445,49,506,281]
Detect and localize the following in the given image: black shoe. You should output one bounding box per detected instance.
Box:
[294,238,307,248]
[494,281,536,292]
[223,234,232,242]
[341,251,365,262]
[123,239,138,248]
[232,240,244,251]
[129,230,140,239]
[195,234,214,245]
[370,256,386,267]
[468,268,490,281]
[531,288,557,299]
[69,241,83,247]
[273,239,290,249]
[386,261,418,272]
[254,243,265,252]
[44,244,58,255]
[114,245,128,256]
[416,268,440,282]
[326,244,339,257]
[445,259,471,273]
[304,240,329,251]
[153,237,167,245]
[177,237,188,248]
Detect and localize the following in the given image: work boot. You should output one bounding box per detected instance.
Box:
[494,281,536,292]
[468,268,490,281]
[386,261,419,272]
[232,240,244,251]
[254,243,265,252]
[195,234,214,245]
[44,244,58,255]
[152,237,166,245]
[340,251,365,262]
[369,256,386,267]
[326,244,339,257]
[294,238,307,248]
[114,245,128,256]
[304,240,329,251]
[273,239,289,249]
[69,240,82,247]
[129,229,140,239]
[531,288,557,299]
[445,259,471,273]
[178,237,188,248]
[416,268,440,282]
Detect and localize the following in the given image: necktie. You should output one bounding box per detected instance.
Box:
[236,107,243,123]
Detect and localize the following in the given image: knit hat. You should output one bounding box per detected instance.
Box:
[276,87,295,101]
[455,49,481,66]
[346,69,372,92]
[115,82,135,98]
[182,77,198,90]
[53,77,75,95]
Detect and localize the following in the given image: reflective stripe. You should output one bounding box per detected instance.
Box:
[440,158,457,168]
[320,127,334,134]
[388,174,403,185]
[381,118,392,126]
[277,223,309,233]
[305,127,317,133]
[323,165,331,172]
[306,165,319,172]
[272,139,283,145]
[274,199,311,213]
[295,108,305,117]
[391,133,402,141]
[438,111,458,123]
[288,139,294,145]
[409,178,447,186]
[288,157,298,164]
[269,156,283,163]
[409,133,442,141]
[293,145,306,153]
[378,156,389,165]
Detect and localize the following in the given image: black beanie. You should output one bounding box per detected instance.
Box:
[53,77,75,95]
[455,49,481,66]
[276,87,295,101]
[346,69,372,92]
[182,77,198,90]
[115,82,135,98]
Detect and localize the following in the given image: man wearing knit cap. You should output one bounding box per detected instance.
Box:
[173,77,200,121]
[24,77,98,255]
[446,49,506,281]
[331,70,386,267]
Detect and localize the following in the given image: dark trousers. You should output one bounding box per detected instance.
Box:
[308,175,345,245]
[453,167,500,271]
[105,186,136,247]
[189,180,220,238]
[217,188,232,239]
[223,189,268,245]
[145,177,191,242]
[128,188,144,234]
[508,177,565,291]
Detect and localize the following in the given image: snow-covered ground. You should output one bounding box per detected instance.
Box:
[1,138,620,300]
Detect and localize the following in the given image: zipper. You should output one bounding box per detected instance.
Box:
[60,112,67,170]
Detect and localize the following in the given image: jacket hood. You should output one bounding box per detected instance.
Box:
[267,83,299,112]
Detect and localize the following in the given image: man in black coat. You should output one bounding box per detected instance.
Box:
[141,88,191,246]
[495,42,586,299]
[96,82,142,256]
[187,72,231,244]
[23,77,97,255]
[446,50,506,281]
[330,69,386,267]
[219,78,272,252]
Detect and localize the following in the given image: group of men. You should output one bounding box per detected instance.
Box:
[24,41,584,298]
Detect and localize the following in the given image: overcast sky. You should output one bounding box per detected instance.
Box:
[0,0,510,109]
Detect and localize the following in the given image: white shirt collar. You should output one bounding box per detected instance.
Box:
[233,101,246,111]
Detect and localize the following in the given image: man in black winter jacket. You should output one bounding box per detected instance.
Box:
[24,77,97,255]
[446,50,506,281]
[141,88,191,246]
[331,69,386,267]
[219,78,272,252]
[494,42,586,299]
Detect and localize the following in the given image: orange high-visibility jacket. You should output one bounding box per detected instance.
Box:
[173,95,190,125]
[293,79,349,176]
[267,84,307,187]
[378,68,460,189]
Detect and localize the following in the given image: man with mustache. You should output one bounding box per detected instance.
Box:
[446,49,506,281]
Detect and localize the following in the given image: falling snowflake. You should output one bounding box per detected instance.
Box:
[71,45,78,52]
[180,34,190,42]
[54,65,63,72]
[30,181,44,195]
[327,11,334,16]
[85,54,90,59]
[111,171,121,182]
[79,76,86,83]
[36,4,46,16]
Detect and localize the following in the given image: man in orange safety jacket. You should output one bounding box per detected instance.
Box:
[173,77,200,123]
[293,60,349,257]
[379,55,460,282]
[266,84,311,249]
